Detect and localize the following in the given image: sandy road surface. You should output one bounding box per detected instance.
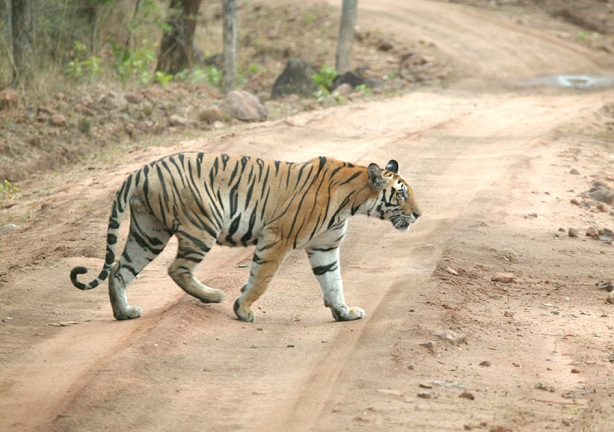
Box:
[2,1,614,431]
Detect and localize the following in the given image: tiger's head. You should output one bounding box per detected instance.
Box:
[367,160,421,232]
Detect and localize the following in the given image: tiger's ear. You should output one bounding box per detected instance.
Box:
[385,160,399,173]
[368,163,387,190]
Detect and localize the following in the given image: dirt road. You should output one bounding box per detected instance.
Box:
[1,1,614,431]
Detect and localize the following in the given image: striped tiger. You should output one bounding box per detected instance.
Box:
[70,153,421,322]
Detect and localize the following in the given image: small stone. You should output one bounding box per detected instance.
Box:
[491,272,514,283]
[436,330,467,345]
[569,168,580,175]
[586,227,599,239]
[503,311,514,318]
[50,113,67,127]
[334,83,354,98]
[571,368,581,374]
[586,186,614,205]
[377,388,403,397]
[169,114,189,126]
[445,267,459,276]
[0,87,19,110]
[570,198,581,206]
[199,105,227,124]
[125,93,144,104]
[568,228,579,238]
[600,228,614,238]
[459,391,475,400]
[479,361,491,367]
[0,224,18,234]
[419,341,436,353]
[417,392,432,399]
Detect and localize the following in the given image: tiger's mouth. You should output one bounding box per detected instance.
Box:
[390,215,413,232]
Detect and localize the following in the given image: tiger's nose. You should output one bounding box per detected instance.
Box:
[412,210,421,220]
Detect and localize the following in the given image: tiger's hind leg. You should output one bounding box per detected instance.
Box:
[110,199,171,320]
[168,231,226,304]
[233,236,291,322]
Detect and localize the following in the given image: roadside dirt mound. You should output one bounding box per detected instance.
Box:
[1,1,613,431]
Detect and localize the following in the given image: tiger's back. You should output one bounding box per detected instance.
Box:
[71,152,421,322]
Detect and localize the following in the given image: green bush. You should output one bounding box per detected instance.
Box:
[0,180,19,199]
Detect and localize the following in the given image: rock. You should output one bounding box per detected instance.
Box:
[436,329,467,345]
[334,83,354,98]
[569,168,580,175]
[199,105,227,124]
[126,93,144,104]
[333,70,366,89]
[271,58,318,99]
[377,388,403,397]
[606,292,614,304]
[0,223,18,234]
[50,113,67,127]
[479,361,491,367]
[459,391,475,400]
[586,227,600,239]
[445,267,459,276]
[419,341,436,353]
[586,186,614,205]
[599,228,614,241]
[491,272,514,283]
[568,228,579,238]
[222,90,267,122]
[377,39,395,52]
[0,87,19,110]
[169,114,189,126]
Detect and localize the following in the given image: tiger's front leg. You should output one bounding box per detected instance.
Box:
[306,246,365,322]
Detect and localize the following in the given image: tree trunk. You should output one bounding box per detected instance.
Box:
[156,0,203,74]
[11,0,34,86]
[335,0,358,75]
[221,0,237,93]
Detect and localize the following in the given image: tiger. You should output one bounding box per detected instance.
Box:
[70,153,421,322]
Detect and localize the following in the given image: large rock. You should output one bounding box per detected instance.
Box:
[271,58,318,99]
[222,90,267,122]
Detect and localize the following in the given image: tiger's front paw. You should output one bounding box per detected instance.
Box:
[330,305,365,322]
[233,298,255,322]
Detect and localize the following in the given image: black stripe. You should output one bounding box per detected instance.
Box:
[339,171,361,185]
[312,262,338,276]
